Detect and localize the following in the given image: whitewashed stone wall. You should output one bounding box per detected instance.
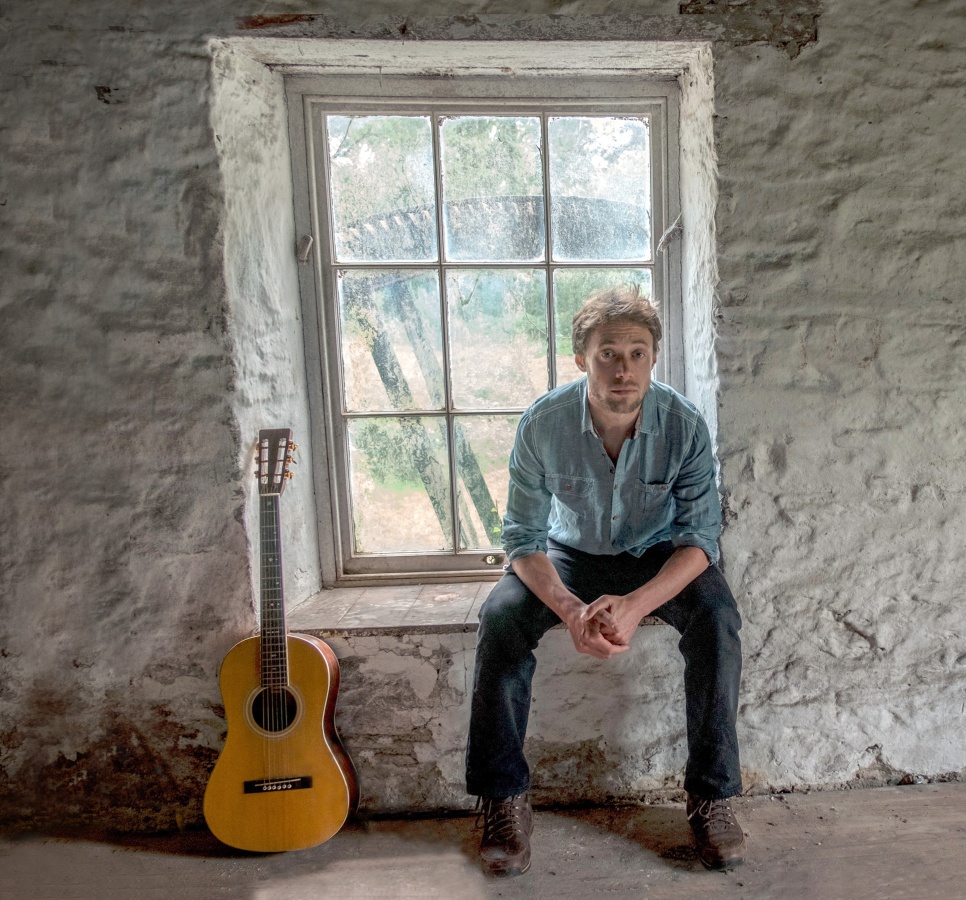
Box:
[2,0,966,830]
[715,1,966,789]
[321,627,688,816]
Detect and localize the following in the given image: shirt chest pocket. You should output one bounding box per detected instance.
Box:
[636,480,673,527]
[546,474,597,520]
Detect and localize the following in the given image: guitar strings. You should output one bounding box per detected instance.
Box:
[262,492,285,787]
[262,485,292,819]
[257,435,296,833]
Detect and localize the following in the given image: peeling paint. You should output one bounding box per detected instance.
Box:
[237,14,316,31]
[679,0,822,57]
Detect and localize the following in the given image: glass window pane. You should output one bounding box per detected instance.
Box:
[439,116,545,262]
[549,117,651,262]
[553,268,653,386]
[347,417,453,553]
[446,269,549,409]
[455,415,520,551]
[326,115,438,263]
[338,270,444,412]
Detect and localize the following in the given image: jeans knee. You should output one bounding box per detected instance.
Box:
[476,575,556,653]
[681,571,742,646]
[479,586,525,636]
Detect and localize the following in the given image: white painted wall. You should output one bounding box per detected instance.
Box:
[2,0,965,829]
[715,1,966,788]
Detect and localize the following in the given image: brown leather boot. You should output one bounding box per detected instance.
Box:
[478,792,533,877]
[686,794,746,870]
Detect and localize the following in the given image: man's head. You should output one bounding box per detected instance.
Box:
[572,284,661,420]
[571,283,662,359]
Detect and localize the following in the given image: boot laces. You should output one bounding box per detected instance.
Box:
[689,798,737,836]
[479,794,528,843]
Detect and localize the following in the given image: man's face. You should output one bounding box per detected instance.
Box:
[575,321,657,418]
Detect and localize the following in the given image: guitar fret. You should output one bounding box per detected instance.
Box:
[259,493,289,687]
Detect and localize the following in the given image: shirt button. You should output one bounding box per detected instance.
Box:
[609,468,614,474]
[612,515,618,520]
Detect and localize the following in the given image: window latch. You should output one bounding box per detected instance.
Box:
[655,214,682,255]
[296,234,314,263]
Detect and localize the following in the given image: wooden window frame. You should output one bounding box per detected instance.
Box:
[287,72,683,586]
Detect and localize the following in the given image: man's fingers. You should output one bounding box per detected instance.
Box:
[591,641,629,659]
[581,598,614,621]
[576,629,630,659]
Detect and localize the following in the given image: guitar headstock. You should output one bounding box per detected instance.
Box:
[256,428,297,496]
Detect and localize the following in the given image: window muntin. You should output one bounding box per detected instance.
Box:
[295,85,678,582]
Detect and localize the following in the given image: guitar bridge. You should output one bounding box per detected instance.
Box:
[243,776,313,794]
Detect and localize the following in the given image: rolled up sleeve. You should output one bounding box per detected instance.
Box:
[501,414,552,564]
[669,414,722,565]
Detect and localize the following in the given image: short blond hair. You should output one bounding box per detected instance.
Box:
[571,284,662,357]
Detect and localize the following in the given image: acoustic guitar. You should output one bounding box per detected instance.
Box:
[204,428,358,852]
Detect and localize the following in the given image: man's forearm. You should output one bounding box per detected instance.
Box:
[512,551,630,659]
[626,545,710,618]
[581,545,711,648]
[510,552,584,627]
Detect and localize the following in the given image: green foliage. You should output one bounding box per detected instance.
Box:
[448,269,548,343]
[327,115,435,225]
[548,116,649,203]
[439,116,543,201]
[355,421,420,488]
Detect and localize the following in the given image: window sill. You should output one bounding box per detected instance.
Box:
[286,582,495,637]
[286,581,662,636]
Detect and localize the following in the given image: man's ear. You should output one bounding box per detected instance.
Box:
[575,354,586,372]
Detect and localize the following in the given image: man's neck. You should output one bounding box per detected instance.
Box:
[588,401,641,462]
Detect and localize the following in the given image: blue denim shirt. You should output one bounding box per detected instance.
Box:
[502,378,722,565]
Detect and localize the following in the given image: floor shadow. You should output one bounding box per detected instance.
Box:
[25,825,253,858]
[354,810,481,865]
[543,803,699,870]
[16,803,698,874]
[12,810,484,866]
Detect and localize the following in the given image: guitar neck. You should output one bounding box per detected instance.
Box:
[259,493,288,688]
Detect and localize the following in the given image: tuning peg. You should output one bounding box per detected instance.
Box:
[288,442,298,452]
[284,471,295,480]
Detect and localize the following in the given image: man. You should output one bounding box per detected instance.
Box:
[465,285,744,877]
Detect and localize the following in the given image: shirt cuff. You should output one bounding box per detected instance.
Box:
[504,542,548,565]
[670,533,720,566]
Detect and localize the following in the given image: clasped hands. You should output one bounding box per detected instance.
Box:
[565,593,642,660]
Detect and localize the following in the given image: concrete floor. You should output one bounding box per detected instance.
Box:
[1,783,963,900]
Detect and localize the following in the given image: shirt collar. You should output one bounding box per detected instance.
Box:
[579,378,657,437]
[579,379,595,434]
[639,385,660,435]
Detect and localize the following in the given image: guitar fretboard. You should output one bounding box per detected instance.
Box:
[259,493,288,688]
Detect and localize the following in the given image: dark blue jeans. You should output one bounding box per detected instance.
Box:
[465,540,743,800]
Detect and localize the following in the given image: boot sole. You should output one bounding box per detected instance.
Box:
[698,851,744,871]
[482,853,532,878]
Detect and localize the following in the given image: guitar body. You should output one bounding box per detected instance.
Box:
[204,632,358,852]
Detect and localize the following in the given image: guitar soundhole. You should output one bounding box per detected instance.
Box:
[251,687,298,733]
